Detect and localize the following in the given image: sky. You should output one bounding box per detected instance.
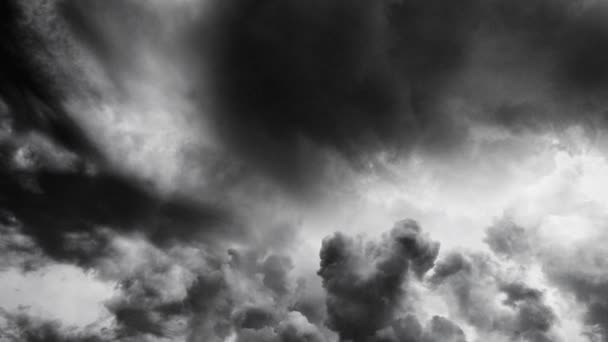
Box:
[2,0,608,341]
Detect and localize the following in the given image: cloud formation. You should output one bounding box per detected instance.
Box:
[318,219,439,341]
[36,0,608,195]
[430,249,559,342]
[4,1,608,341]
[198,0,608,191]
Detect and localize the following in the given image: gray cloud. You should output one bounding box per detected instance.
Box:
[485,219,532,259]
[45,0,608,196]
[483,218,608,340]
[431,251,558,342]
[374,314,467,342]
[0,310,107,342]
[318,219,440,341]
[4,1,608,341]
[542,245,608,341]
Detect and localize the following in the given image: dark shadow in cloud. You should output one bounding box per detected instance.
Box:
[0,0,99,158]
[375,314,424,342]
[53,0,608,195]
[289,277,328,327]
[500,283,556,342]
[424,316,467,342]
[0,0,242,267]
[233,311,328,342]
[477,0,608,132]
[199,0,480,192]
[374,314,467,342]
[198,0,608,193]
[261,254,294,298]
[558,3,608,92]
[103,248,235,341]
[234,306,276,330]
[186,271,235,342]
[0,311,106,342]
[318,219,440,341]
[112,307,168,337]
[0,154,236,264]
[10,0,608,339]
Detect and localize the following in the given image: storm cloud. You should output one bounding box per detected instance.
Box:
[40,0,608,194]
[317,219,439,341]
[3,0,608,341]
[199,0,608,191]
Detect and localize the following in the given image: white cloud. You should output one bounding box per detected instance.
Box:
[0,263,116,329]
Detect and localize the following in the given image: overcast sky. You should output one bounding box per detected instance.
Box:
[2,1,608,341]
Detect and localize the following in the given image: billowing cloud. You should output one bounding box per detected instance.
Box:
[318,219,440,341]
[430,250,559,342]
[458,192,608,341]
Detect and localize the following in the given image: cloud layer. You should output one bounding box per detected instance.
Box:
[3,0,608,341]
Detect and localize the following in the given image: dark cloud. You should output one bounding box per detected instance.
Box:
[111,307,171,337]
[465,0,608,135]
[290,278,328,326]
[261,254,295,298]
[6,0,608,340]
[0,311,107,342]
[428,252,472,286]
[199,0,480,191]
[0,0,98,158]
[228,249,296,299]
[147,219,445,342]
[197,0,608,191]
[0,144,236,264]
[106,281,189,339]
[0,5,249,338]
[373,314,424,342]
[233,306,276,331]
[557,3,608,92]
[185,250,328,342]
[500,282,556,342]
[500,282,543,306]
[423,316,467,342]
[185,271,235,342]
[0,1,244,268]
[233,311,328,342]
[373,314,467,342]
[318,219,439,341]
[47,0,608,195]
[95,241,309,341]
